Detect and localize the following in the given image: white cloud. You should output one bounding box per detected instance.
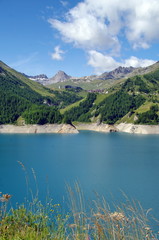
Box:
[51,46,64,60]
[124,56,156,68]
[88,51,119,74]
[88,50,156,74]
[49,0,159,51]
[48,1,121,52]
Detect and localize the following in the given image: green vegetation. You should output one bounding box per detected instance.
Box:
[2,60,159,126]
[22,105,62,125]
[0,68,43,124]
[47,89,82,109]
[94,93,108,105]
[0,186,157,240]
[60,69,159,125]
[95,91,145,124]
[63,93,97,122]
[48,78,116,91]
[60,98,85,114]
[0,62,82,125]
[136,105,159,125]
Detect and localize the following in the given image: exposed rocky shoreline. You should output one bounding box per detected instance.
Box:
[75,123,117,132]
[0,123,159,134]
[75,122,159,134]
[0,124,78,134]
[116,123,159,134]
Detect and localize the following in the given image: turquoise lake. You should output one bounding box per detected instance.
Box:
[0,131,159,223]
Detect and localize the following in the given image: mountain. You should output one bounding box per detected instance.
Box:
[48,62,159,91]
[1,59,159,126]
[48,70,71,84]
[47,67,137,90]
[127,61,159,77]
[98,66,135,80]
[22,73,48,85]
[63,64,159,125]
[0,61,55,97]
[0,60,83,125]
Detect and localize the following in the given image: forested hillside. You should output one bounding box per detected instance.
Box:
[63,68,159,125]
[1,60,159,125]
[0,61,82,124]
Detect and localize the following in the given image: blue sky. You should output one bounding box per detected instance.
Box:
[1,0,159,77]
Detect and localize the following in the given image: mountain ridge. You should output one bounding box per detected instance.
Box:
[1,59,159,127]
[18,61,159,91]
[48,70,71,84]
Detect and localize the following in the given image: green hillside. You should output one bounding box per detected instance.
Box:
[0,61,83,124]
[48,62,159,91]
[1,60,159,126]
[48,78,116,91]
[63,68,159,125]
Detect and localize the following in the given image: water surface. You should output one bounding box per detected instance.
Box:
[0,131,159,220]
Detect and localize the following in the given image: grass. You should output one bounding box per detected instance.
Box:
[48,79,118,91]
[94,94,108,105]
[135,102,158,114]
[60,98,85,114]
[116,102,159,124]
[0,60,56,98]
[0,163,158,239]
[0,184,158,240]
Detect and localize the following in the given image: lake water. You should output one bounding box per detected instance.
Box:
[0,131,159,223]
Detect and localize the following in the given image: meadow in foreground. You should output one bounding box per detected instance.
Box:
[0,183,158,240]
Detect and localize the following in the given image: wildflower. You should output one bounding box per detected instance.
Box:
[3,194,11,200]
[110,212,126,221]
[0,193,12,202]
[93,212,106,220]
[145,227,151,231]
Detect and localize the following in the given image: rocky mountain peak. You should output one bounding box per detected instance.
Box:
[99,66,135,80]
[112,66,134,74]
[48,70,71,84]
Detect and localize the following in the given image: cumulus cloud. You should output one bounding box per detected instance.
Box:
[51,46,64,60]
[88,50,156,74]
[48,0,158,72]
[48,0,121,52]
[124,56,156,68]
[49,0,159,50]
[88,51,119,74]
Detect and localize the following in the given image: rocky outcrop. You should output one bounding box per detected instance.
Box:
[76,122,159,134]
[22,73,48,85]
[1,123,159,135]
[75,123,117,133]
[116,123,159,134]
[48,71,71,84]
[98,66,135,80]
[0,124,78,134]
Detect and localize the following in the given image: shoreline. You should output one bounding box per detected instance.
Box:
[75,122,159,135]
[0,123,159,134]
[0,124,78,134]
[115,123,159,134]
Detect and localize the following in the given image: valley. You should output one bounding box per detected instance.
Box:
[1,60,159,128]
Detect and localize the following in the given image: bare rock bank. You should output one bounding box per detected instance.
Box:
[1,123,158,135]
[0,124,78,134]
[75,123,117,132]
[75,122,159,134]
[116,123,159,134]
